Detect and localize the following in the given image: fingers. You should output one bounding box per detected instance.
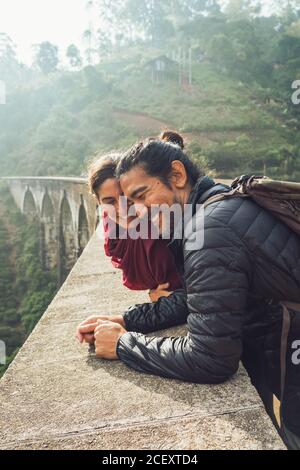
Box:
[160,290,172,297]
[82,333,95,344]
[77,319,114,344]
[76,329,83,343]
[76,328,95,344]
[157,282,170,290]
[94,320,111,334]
[77,321,98,335]
[79,316,100,326]
[76,317,100,343]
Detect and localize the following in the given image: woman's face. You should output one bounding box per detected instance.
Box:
[96,177,133,227]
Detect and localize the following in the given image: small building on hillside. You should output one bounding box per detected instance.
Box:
[144,55,178,83]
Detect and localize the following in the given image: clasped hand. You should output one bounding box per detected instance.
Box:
[76,315,127,360]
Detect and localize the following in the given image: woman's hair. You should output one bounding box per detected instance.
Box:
[87,153,120,197]
[116,130,202,187]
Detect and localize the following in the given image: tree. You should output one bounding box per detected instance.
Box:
[146,0,175,44]
[0,33,17,61]
[94,0,174,46]
[82,0,100,65]
[83,28,95,65]
[66,44,82,69]
[34,42,59,74]
[96,30,113,59]
[224,0,262,19]
[0,33,31,90]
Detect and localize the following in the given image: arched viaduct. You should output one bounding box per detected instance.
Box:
[0,177,99,284]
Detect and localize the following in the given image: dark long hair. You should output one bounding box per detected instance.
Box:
[116,131,202,187]
[87,153,120,197]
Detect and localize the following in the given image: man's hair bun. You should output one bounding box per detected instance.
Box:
[159,130,184,150]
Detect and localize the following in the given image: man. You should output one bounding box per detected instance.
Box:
[77,136,300,449]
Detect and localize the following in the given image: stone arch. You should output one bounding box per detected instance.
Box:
[41,192,57,271]
[78,198,90,256]
[41,192,55,222]
[23,187,37,218]
[59,193,77,282]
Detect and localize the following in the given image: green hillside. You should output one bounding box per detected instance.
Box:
[0,47,299,180]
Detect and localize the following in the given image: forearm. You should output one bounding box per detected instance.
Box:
[122,289,188,334]
[116,331,235,384]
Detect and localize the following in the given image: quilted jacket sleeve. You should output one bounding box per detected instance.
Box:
[117,216,253,384]
[122,289,188,334]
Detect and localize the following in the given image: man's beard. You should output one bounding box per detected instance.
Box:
[160,194,183,239]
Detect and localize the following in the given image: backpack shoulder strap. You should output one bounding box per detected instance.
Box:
[274,300,300,429]
[203,187,249,209]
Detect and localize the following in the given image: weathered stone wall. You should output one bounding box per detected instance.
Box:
[0,230,286,450]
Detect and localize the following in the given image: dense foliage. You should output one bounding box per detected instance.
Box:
[0,184,58,377]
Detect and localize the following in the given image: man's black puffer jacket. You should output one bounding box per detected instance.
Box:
[116,176,300,435]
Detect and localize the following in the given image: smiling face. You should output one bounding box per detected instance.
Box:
[119,166,176,208]
[119,162,191,234]
[96,177,127,226]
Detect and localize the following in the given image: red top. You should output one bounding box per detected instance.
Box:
[103,214,182,291]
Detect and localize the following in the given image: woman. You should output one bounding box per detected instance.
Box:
[90,131,184,296]
[77,131,186,345]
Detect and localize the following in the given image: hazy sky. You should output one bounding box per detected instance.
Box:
[0,0,279,65]
[0,0,91,64]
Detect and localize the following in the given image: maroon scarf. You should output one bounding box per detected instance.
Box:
[103,214,182,291]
